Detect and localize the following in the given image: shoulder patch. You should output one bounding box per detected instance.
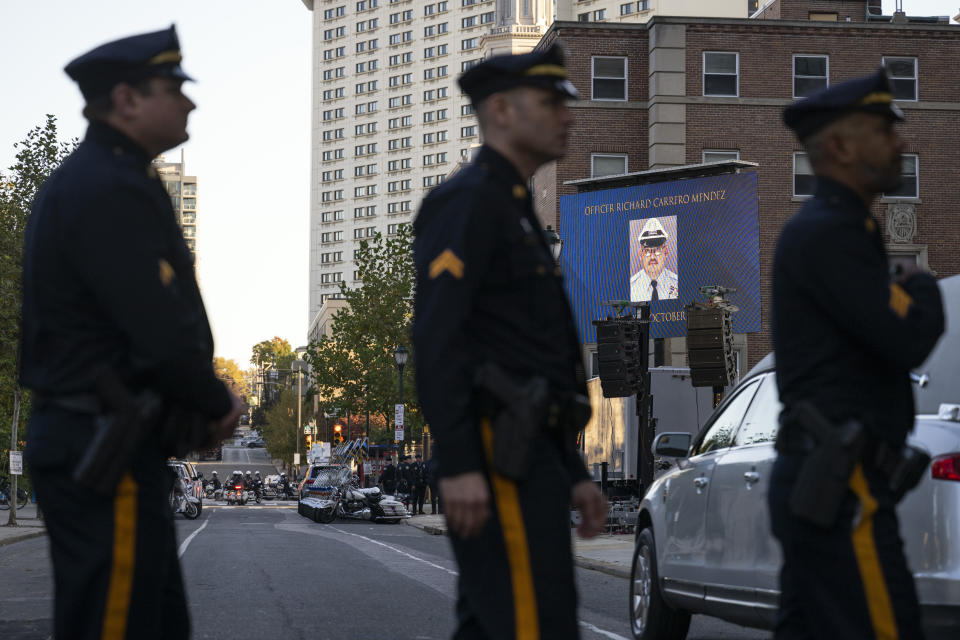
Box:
[159,258,176,287]
[428,249,464,280]
[889,283,912,319]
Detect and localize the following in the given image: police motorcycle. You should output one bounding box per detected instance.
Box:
[225,470,247,505]
[204,471,224,500]
[300,466,408,524]
[169,473,201,519]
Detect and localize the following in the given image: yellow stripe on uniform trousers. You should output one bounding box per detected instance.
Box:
[480,419,539,640]
[849,464,898,640]
[102,473,138,640]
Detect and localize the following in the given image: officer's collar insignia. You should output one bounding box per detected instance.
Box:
[428,249,464,280]
[512,184,527,199]
[889,283,913,319]
[158,258,176,286]
[865,218,876,233]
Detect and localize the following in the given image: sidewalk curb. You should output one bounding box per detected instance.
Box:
[574,556,631,579]
[0,528,46,548]
[404,519,447,536]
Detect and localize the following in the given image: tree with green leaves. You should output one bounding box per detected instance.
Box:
[260,389,299,469]
[306,225,424,447]
[0,116,76,525]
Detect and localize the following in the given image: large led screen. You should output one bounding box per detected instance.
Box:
[559,172,760,343]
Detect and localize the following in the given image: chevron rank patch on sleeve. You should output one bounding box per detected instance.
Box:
[158,258,175,287]
[429,249,464,280]
[889,283,913,319]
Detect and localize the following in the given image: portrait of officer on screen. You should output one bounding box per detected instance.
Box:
[629,216,679,303]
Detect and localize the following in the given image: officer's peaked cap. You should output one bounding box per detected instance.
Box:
[783,67,904,141]
[458,42,578,105]
[65,25,194,101]
[639,218,669,247]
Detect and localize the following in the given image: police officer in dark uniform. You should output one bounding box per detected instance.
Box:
[21,26,243,639]
[771,69,944,639]
[413,43,607,639]
[380,455,398,495]
[409,453,427,515]
[397,454,413,497]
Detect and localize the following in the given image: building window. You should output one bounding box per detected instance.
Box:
[591,154,627,177]
[620,3,634,15]
[884,57,917,101]
[593,9,606,20]
[462,38,479,50]
[793,152,814,197]
[578,12,589,22]
[703,52,738,97]
[592,57,626,101]
[460,125,477,138]
[702,150,740,163]
[883,154,919,199]
[793,55,828,98]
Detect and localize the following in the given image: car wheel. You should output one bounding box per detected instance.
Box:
[630,527,690,640]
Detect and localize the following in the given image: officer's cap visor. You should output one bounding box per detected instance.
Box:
[640,236,667,248]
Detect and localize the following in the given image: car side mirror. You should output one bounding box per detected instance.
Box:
[653,432,692,458]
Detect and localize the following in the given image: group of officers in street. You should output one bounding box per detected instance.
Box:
[18,19,946,640]
[378,453,439,516]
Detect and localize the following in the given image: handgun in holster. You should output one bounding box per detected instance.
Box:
[73,368,165,495]
[473,362,550,481]
[784,402,865,528]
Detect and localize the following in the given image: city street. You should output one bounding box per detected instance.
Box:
[195,443,279,480]
[1,499,769,640]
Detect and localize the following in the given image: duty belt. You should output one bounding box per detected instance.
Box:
[777,415,901,476]
[34,391,102,415]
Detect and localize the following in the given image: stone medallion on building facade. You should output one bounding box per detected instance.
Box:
[886,203,917,244]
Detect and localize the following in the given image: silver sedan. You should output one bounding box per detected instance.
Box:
[630,272,960,640]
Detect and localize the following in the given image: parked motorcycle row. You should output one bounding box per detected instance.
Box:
[298,465,409,525]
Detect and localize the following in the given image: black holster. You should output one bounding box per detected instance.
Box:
[778,402,865,528]
[73,368,213,495]
[474,363,591,481]
[474,363,550,481]
[887,444,931,503]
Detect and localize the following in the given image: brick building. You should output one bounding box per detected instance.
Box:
[532,0,960,371]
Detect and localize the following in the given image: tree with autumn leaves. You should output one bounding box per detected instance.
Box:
[306,225,424,447]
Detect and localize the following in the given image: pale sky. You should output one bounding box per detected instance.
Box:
[1,1,312,367]
[1,1,955,366]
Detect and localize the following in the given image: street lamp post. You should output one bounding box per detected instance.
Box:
[393,344,408,450]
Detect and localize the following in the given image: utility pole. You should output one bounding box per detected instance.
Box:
[7,384,21,527]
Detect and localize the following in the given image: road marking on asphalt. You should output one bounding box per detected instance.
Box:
[332,527,459,576]
[579,621,629,640]
[178,518,209,558]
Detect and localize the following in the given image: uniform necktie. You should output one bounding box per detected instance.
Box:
[651,280,659,302]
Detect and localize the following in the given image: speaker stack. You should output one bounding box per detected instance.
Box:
[685,305,736,387]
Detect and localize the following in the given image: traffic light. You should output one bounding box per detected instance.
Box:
[685,305,735,387]
[594,319,643,398]
[306,434,313,448]
[333,424,343,443]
